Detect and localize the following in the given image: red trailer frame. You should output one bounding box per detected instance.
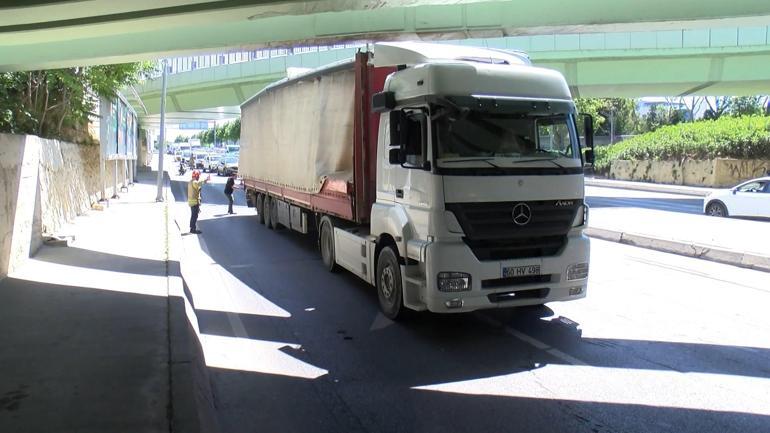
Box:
[242,52,395,224]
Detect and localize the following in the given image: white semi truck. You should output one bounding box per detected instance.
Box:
[240,42,594,319]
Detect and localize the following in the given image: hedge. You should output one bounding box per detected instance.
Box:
[594,116,770,173]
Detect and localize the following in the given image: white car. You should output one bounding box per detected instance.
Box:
[206,155,221,173]
[703,176,770,219]
[217,156,239,176]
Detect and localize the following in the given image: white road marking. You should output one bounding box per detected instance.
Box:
[474,313,587,366]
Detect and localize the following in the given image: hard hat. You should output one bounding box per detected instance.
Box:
[191,170,200,179]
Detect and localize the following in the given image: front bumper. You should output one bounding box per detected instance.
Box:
[419,232,590,313]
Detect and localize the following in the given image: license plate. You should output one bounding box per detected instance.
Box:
[502,265,541,278]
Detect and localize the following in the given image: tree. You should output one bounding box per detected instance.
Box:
[730,96,764,117]
[679,96,705,122]
[703,97,732,120]
[174,134,187,143]
[575,98,640,139]
[225,118,240,142]
[200,128,213,145]
[0,62,153,144]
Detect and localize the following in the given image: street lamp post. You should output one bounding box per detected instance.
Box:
[155,60,168,202]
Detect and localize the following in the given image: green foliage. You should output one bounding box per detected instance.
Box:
[199,118,240,145]
[642,105,687,133]
[594,116,770,174]
[575,98,640,136]
[730,96,765,117]
[703,97,732,120]
[0,62,152,144]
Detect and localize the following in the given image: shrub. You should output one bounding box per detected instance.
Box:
[594,116,770,173]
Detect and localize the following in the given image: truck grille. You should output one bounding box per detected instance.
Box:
[446,200,581,261]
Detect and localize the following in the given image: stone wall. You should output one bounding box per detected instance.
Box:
[609,159,770,187]
[0,133,129,277]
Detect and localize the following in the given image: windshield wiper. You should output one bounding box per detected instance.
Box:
[510,156,571,172]
[441,158,501,168]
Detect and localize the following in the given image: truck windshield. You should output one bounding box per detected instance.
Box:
[434,112,578,164]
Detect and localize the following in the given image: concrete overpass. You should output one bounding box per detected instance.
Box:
[126,27,770,126]
[2,0,770,71]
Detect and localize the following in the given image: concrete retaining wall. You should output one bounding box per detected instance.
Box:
[0,133,128,277]
[609,158,770,187]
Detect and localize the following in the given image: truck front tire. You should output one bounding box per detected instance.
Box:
[377,247,404,320]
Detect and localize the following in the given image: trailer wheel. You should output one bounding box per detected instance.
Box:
[263,196,274,229]
[269,197,280,230]
[318,216,340,273]
[256,193,265,224]
[377,247,404,320]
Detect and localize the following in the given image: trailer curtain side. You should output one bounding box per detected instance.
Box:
[240,67,356,194]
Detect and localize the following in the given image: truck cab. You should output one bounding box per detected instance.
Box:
[368,43,594,316]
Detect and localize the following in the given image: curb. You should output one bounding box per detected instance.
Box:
[585,227,770,273]
[164,172,221,433]
[585,178,712,197]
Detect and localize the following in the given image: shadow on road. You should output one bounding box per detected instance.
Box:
[0,275,169,432]
[32,246,171,277]
[173,202,770,433]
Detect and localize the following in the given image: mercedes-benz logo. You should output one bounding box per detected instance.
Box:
[512,203,532,226]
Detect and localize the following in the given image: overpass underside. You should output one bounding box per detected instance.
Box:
[3,0,770,71]
[126,28,770,124]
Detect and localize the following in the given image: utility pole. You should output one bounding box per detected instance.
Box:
[155,60,168,202]
[609,105,616,145]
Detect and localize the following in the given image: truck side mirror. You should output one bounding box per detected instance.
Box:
[389,110,408,148]
[372,91,396,113]
[389,148,404,165]
[581,113,595,165]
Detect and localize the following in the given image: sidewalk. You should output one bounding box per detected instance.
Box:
[587,207,770,272]
[0,170,215,433]
[586,177,717,197]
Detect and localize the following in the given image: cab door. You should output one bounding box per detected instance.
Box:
[394,111,433,239]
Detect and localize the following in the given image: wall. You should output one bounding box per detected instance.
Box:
[609,159,770,187]
[0,135,27,277]
[0,133,127,277]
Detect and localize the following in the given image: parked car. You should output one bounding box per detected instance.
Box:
[218,156,239,176]
[703,176,770,218]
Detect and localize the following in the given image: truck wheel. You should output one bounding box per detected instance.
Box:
[318,217,340,272]
[377,247,404,320]
[264,196,274,229]
[269,197,280,230]
[256,193,265,224]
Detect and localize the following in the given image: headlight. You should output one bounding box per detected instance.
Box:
[566,262,589,281]
[572,204,589,227]
[437,272,471,292]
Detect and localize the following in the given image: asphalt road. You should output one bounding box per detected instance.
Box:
[585,186,704,215]
[171,176,770,433]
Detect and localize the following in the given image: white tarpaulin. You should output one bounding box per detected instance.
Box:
[240,67,355,194]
